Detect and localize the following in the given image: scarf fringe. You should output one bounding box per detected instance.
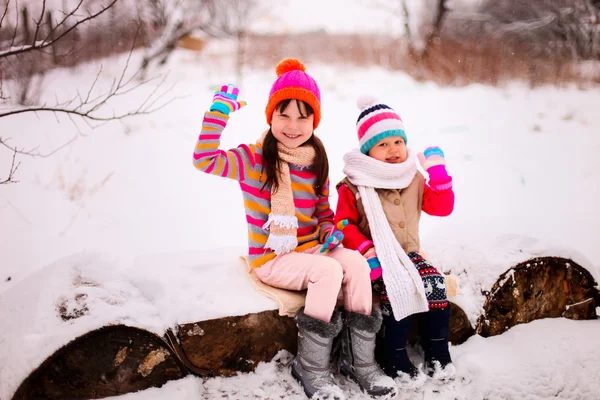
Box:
[261,142,316,257]
[265,234,298,255]
[262,214,299,231]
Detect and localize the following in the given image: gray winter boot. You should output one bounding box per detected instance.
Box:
[292,307,345,400]
[338,308,398,399]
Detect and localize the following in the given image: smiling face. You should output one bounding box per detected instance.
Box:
[367,136,408,164]
[270,99,314,149]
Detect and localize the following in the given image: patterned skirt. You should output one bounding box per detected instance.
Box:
[372,252,449,315]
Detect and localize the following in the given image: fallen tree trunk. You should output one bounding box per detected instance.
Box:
[12,257,598,399]
[476,257,599,337]
[13,325,186,400]
[175,301,473,376]
[177,309,297,377]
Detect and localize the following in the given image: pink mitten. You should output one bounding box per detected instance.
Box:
[418,146,452,190]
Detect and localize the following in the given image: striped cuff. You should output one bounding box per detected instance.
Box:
[367,257,381,270]
[205,110,230,122]
[319,225,334,243]
[431,180,453,191]
[357,240,374,255]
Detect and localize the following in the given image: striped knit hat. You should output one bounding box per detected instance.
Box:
[356,96,407,154]
[265,58,321,129]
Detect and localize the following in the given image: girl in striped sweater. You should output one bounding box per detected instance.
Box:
[192,59,397,400]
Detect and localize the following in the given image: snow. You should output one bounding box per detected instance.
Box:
[1,39,600,400]
[0,248,277,398]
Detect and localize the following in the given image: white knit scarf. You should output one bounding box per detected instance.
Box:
[343,149,429,321]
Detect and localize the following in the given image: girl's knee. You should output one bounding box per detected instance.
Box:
[334,247,368,264]
[339,249,371,275]
[314,258,344,283]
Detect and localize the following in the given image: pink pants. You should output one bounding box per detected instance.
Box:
[255,245,372,323]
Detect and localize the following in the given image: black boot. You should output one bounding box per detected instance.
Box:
[379,313,419,378]
[421,306,455,378]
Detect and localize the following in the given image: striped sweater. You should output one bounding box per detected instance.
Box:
[193,111,335,268]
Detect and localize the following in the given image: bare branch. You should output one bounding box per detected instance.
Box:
[139,0,244,73]
[0,0,10,30]
[31,0,49,48]
[1,30,177,123]
[0,97,168,121]
[0,148,20,184]
[0,68,5,100]
[0,135,77,158]
[0,0,118,58]
[45,0,85,41]
[9,0,19,48]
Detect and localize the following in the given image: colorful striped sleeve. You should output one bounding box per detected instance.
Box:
[193,111,257,181]
[315,179,335,242]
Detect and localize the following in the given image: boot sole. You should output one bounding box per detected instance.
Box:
[340,366,397,400]
[292,365,344,400]
[291,365,315,399]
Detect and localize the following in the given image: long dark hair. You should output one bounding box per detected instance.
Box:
[261,99,329,195]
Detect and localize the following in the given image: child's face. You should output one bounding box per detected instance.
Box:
[367,136,408,164]
[271,99,314,149]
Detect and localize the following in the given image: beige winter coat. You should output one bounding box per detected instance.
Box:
[338,174,425,254]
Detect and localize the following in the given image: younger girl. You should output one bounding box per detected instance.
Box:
[335,97,456,384]
[193,60,397,400]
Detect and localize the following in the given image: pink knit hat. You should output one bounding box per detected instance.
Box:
[265,58,321,129]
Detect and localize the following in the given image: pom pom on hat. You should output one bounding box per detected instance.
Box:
[357,95,378,111]
[276,58,306,77]
[266,58,321,129]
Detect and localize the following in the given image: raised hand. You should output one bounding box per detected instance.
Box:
[209,84,247,116]
[418,146,450,185]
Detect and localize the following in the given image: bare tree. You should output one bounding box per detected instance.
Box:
[137,0,221,74]
[0,0,174,182]
[223,0,261,84]
[479,0,600,60]
[420,0,448,58]
[0,0,118,59]
[137,0,263,79]
[0,47,172,122]
[368,0,448,57]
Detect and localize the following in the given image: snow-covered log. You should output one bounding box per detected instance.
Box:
[8,256,598,399]
[176,310,297,377]
[12,325,186,400]
[477,257,600,337]
[173,301,473,377]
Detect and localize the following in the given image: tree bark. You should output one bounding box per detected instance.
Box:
[177,310,298,377]
[477,256,599,337]
[13,325,187,400]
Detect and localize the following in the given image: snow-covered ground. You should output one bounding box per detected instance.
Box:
[1,43,599,399]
